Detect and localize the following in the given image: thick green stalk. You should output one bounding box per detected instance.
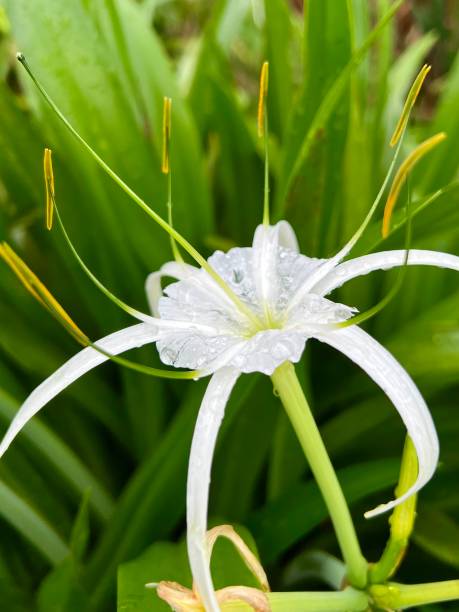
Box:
[271,362,367,589]
[224,588,368,611]
[370,580,459,609]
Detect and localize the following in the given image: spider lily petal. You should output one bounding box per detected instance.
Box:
[313,249,459,296]
[313,325,438,518]
[145,260,196,316]
[0,320,204,458]
[187,367,240,612]
[252,221,299,321]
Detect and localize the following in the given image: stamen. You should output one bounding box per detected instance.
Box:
[0,243,199,380]
[258,62,270,226]
[287,62,432,307]
[390,64,431,147]
[43,148,54,230]
[382,132,446,237]
[44,149,154,322]
[17,53,261,329]
[338,179,413,329]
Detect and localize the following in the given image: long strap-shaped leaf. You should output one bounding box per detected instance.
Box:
[0,480,69,565]
[275,0,403,216]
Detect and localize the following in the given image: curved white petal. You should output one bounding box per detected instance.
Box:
[187,367,240,612]
[313,249,459,296]
[145,261,196,316]
[0,323,159,458]
[277,220,300,252]
[313,325,439,518]
[252,222,299,313]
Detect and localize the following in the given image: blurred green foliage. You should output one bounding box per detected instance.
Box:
[0,0,458,610]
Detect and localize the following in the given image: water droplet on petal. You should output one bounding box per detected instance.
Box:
[271,341,291,360]
[232,354,246,368]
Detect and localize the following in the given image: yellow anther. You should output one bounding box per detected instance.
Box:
[43,148,55,230]
[0,243,43,305]
[257,62,269,137]
[0,242,89,346]
[382,132,446,237]
[390,64,431,147]
[162,96,172,174]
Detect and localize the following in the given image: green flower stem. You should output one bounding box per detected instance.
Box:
[369,436,417,584]
[223,588,368,611]
[271,362,367,589]
[370,580,459,609]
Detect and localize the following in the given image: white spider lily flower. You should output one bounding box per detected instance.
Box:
[5,55,459,611]
[1,220,458,611]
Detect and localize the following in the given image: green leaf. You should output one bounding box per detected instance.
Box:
[249,459,399,563]
[0,479,69,565]
[36,558,90,612]
[85,381,205,609]
[0,387,114,521]
[275,0,402,229]
[420,47,459,191]
[70,491,91,561]
[264,0,294,139]
[414,509,459,571]
[35,493,94,611]
[385,30,438,133]
[0,579,32,612]
[212,377,277,519]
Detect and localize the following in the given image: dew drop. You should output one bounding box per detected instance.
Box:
[271,341,291,360]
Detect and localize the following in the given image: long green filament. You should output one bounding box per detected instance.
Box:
[285,62,429,313]
[337,180,413,329]
[334,62,430,258]
[1,238,198,381]
[17,54,261,329]
[162,96,183,263]
[83,342,199,380]
[31,267,199,379]
[263,112,270,226]
[166,171,183,263]
[271,362,367,589]
[53,197,151,322]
